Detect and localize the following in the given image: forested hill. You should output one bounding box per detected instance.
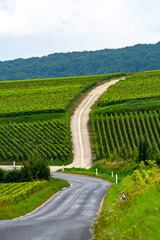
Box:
[0,42,160,81]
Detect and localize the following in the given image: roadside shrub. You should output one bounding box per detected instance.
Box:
[132,160,158,187]
[21,161,33,182]
[0,168,5,182]
[5,169,23,183]
[22,152,51,181]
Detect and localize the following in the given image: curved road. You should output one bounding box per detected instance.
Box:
[0,173,110,240]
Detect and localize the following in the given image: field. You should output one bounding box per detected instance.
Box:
[0,120,72,163]
[0,178,69,219]
[97,71,160,107]
[91,110,160,159]
[90,71,160,162]
[0,73,123,164]
[0,73,123,117]
[0,181,47,204]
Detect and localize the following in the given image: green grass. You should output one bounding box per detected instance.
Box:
[59,159,137,182]
[93,176,160,240]
[91,100,160,117]
[47,159,72,166]
[0,177,70,220]
[60,159,160,239]
[0,113,71,125]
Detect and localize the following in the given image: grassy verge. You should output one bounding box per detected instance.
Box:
[94,174,160,239]
[90,100,160,117]
[58,159,137,182]
[47,159,72,166]
[0,112,71,125]
[0,159,73,166]
[0,162,22,165]
[0,178,70,220]
[59,159,160,239]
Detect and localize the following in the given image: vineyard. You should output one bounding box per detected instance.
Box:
[91,110,160,160]
[0,181,47,204]
[97,71,160,107]
[0,73,123,117]
[0,120,72,162]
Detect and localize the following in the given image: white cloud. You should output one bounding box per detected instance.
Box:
[0,0,160,60]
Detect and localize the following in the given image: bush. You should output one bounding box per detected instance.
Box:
[21,152,51,181]
[21,161,33,182]
[2,152,51,183]
[5,169,23,183]
[0,168,5,182]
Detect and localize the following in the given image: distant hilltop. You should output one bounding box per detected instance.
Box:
[0,42,160,81]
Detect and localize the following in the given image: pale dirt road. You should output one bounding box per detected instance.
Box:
[0,77,124,172]
[50,77,125,171]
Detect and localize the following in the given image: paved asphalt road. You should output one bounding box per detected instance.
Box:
[0,173,110,240]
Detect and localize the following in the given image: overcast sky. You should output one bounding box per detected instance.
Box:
[0,0,160,61]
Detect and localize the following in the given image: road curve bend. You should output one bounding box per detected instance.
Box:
[0,173,110,240]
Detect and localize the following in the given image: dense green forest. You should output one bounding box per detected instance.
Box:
[0,42,160,81]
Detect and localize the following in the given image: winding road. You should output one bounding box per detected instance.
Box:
[0,173,110,240]
[0,78,124,240]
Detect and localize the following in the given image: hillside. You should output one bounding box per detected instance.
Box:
[0,42,160,81]
[0,73,122,164]
[90,71,160,163]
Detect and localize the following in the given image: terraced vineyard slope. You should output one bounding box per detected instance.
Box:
[0,73,123,117]
[0,120,72,163]
[97,71,160,107]
[0,73,124,164]
[90,71,160,162]
[91,110,160,159]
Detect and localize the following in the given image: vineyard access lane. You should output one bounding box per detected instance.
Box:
[0,172,110,240]
[51,77,125,171]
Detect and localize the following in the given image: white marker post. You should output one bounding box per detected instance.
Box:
[116,174,118,184]
[62,165,64,172]
[111,172,113,177]
[96,169,98,176]
[13,161,15,167]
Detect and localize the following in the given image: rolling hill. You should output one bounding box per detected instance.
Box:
[0,42,160,81]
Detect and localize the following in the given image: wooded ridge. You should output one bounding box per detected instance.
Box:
[0,42,160,81]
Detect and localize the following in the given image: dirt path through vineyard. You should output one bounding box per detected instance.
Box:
[50,77,125,171]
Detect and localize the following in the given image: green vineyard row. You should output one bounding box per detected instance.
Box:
[97,71,160,107]
[91,110,160,159]
[0,181,47,203]
[0,120,72,162]
[0,73,124,117]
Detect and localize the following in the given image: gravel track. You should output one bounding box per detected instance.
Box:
[51,78,125,171]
